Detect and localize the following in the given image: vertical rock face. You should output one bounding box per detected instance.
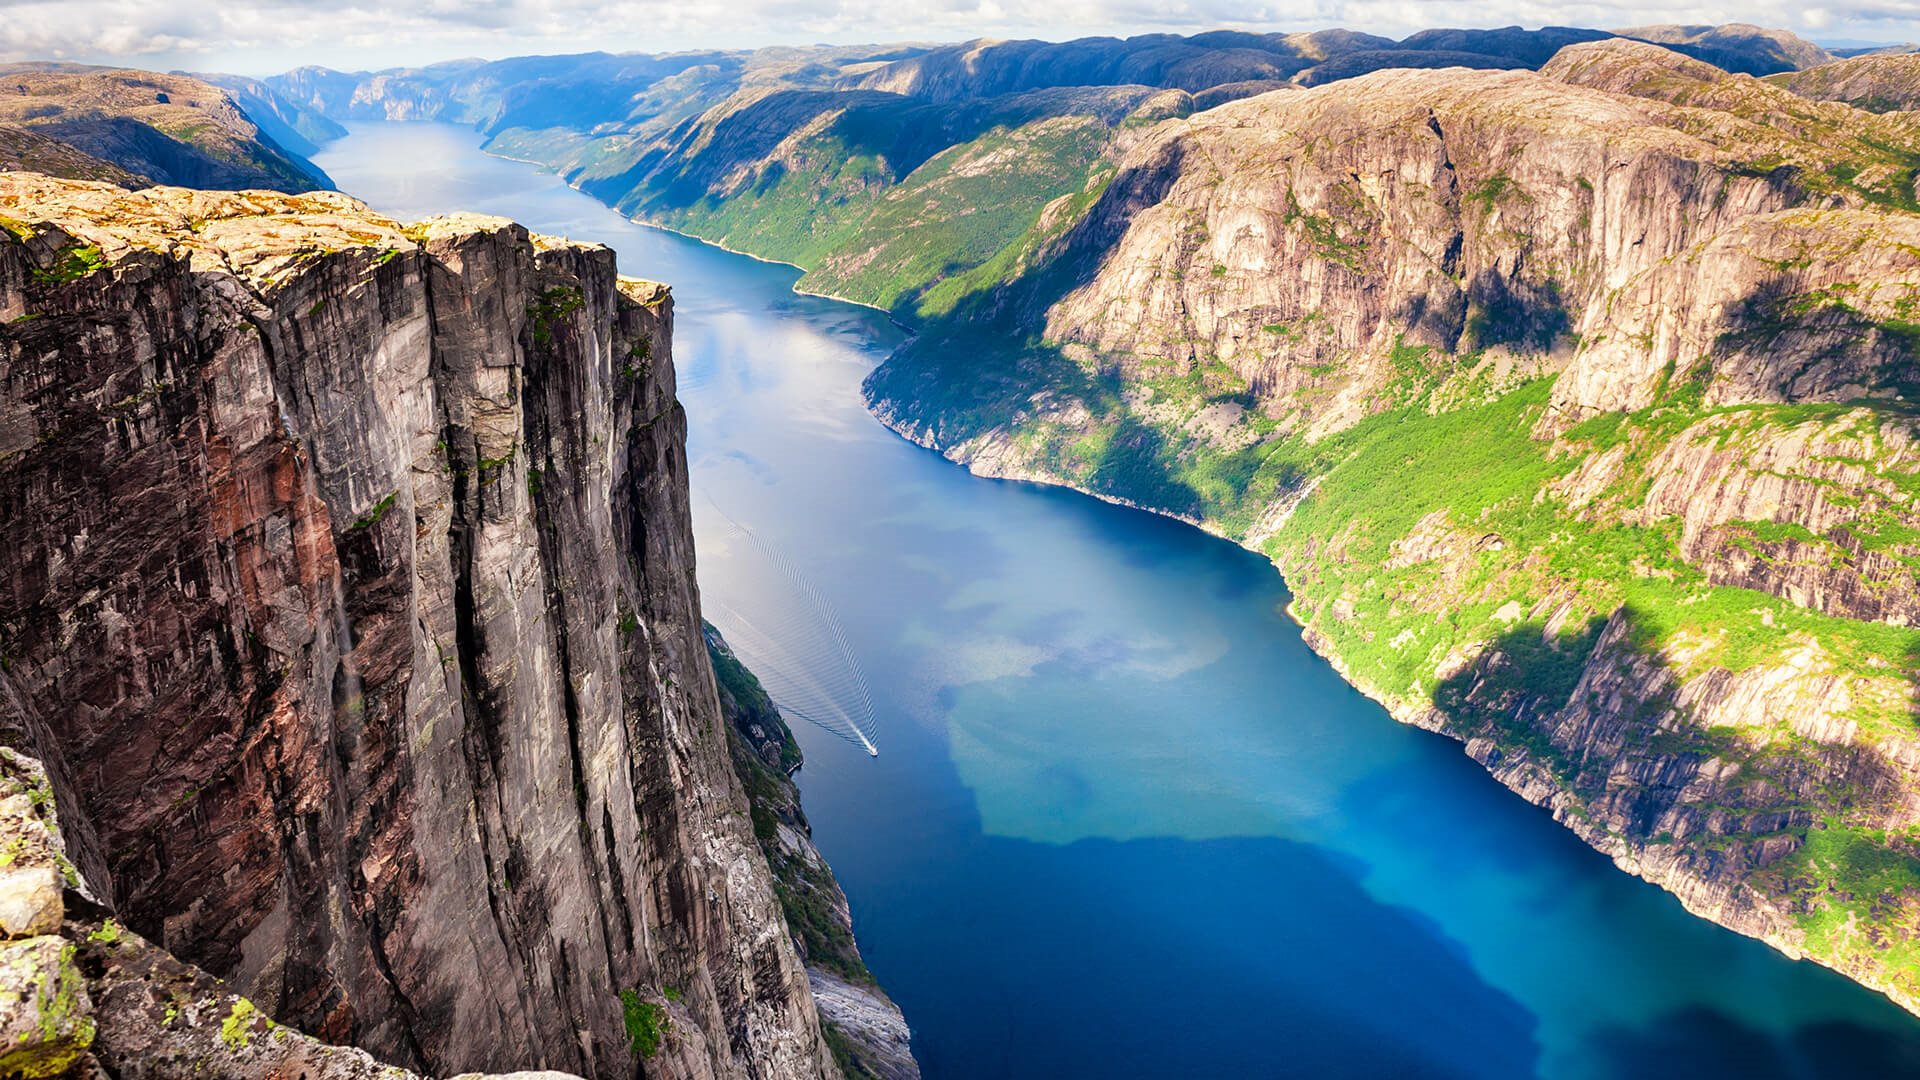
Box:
[0,174,836,1078]
[1026,55,1920,440]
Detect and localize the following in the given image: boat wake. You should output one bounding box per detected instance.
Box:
[703,499,880,757]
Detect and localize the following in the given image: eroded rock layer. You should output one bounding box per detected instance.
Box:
[0,174,836,1079]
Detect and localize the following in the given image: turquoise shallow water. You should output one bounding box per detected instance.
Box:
[317,123,1920,1079]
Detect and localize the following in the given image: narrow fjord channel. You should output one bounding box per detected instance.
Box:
[317,123,1920,1080]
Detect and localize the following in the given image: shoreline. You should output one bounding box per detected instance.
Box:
[864,394,1916,1022]
[472,137,917,330]
[462,126,1919,1023]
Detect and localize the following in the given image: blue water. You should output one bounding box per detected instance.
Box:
[316,123,1920,1079]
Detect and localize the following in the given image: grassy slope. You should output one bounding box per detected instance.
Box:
[545,59,1920,999]
[574,86,1162,317]
[798,114,1120,313]
[883,311,1920,993]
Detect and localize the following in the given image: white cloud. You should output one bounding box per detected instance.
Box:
[5,0,1917,75]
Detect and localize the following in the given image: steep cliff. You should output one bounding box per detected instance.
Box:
[0,174,840,1077]
[855,42,1920,1015]
[1,744,560,1080]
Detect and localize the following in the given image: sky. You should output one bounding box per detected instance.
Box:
[5,0,1918,76]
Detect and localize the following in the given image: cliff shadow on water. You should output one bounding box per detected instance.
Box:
[1435,598,1920,1027]
[1590,1005,1920,1078]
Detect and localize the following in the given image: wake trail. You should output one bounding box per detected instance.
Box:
[702,496,881,756]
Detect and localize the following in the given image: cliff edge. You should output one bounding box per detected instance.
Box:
[0,174,839,1077]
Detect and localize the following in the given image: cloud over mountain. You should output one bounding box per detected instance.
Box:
[5,0,1909,73]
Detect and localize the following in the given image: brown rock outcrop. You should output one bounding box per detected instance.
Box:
[1027,52,1918,440]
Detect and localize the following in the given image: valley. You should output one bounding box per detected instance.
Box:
[319,118,1920,1078]
[267,23,1920,1032]
[5,18,1920,1079]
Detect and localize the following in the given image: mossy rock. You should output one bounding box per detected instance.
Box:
[0,936,95,1078]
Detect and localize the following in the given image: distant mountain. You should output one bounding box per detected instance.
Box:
[834,31,1391,101]
[1393,24,1613,65]
[0,63,331,190]
[193,71,345,157]
[1291,48,1529,86]
[1191,79,1296,109]
[1827,42,1920,58]
[1614,22,1834,74]
[267,24,1846,161]
[264,46,921,141]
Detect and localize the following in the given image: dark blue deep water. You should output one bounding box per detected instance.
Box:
[317,123,1920,1079]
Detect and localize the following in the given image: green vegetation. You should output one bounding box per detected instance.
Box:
[802,117,1117,312]
[612,86,1149,322]
[219,999,260,1050]
[1283,191,1367,271]
[0,940,94,1076]
[345,490,399,533]
[823,1018,886,1079]
[1467,173,1524,211]
[528,286,585,347]
[30,243,105,284]
[707,628,876,986]
[617,989,668,1058]
[911,165,1116,318]
[1766,821,1920,991]
[476,449,517,481]
[622,336,653,382]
